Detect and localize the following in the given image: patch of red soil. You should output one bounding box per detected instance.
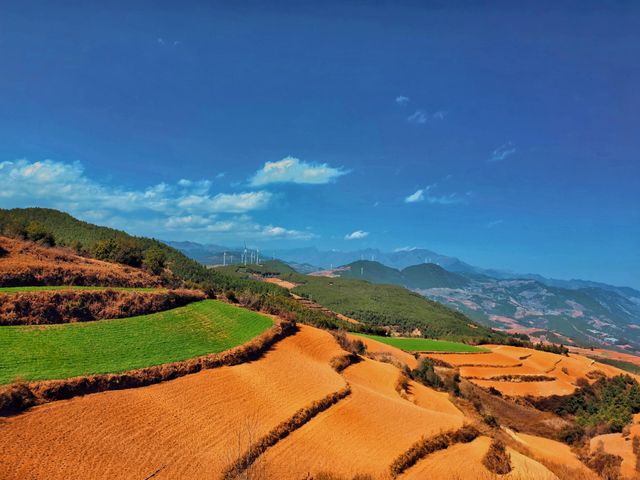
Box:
[0,236,160,288]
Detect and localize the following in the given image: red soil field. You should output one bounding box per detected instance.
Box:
[589,414,640,479]
[401,436,557,480]
[0,325,346,479]
[0,321,617,479]
[259,358,465,478]
[429,344,635,397]
[0,236,160,288]
[505,429,591,474]
[262,277,297,290]
[570,346,640,366]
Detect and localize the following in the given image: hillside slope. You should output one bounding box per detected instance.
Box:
[0,208,283,296]
[330,259,640,352]
[0,325,601,480]
[0,236,160,288]
[338,260,469,289]
[217,261,500,341]
[291,275,500,341]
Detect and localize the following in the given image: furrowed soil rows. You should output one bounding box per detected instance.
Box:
[436,344,636,397]
[0,325,345,479]
[401,436,558,480]
[506,429,589,474]
[259,358,464,478]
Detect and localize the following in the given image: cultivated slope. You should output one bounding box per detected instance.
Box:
[0,326,346,479]
[0,236,160,288]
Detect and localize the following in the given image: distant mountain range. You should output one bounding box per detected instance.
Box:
[332,260,640,352]
[168,241,640,351]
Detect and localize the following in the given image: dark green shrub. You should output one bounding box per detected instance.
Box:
[25,222,55,246]
[143,246,167,275]
[412,358,444,389]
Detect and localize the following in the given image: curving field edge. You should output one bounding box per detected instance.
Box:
[0,318,297,417]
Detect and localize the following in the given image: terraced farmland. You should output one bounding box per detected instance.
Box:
[0,286,163,294]
[0,299,272,383]
[354,333,488,353]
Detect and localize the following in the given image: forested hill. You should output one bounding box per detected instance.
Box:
[0,208,281,296]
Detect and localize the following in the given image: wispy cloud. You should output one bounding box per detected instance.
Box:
[395,95,410,105]
[0,159,311,241]
[486,219,504,228]
[489,142,516,162]
[407,110,447,124]
[405,189,425,203]
[407,110,427,124]
[425,193,467,205]
[249,156,348,186]
[404,184,468,205]
[394,246,417,252]
[345,230,369,240]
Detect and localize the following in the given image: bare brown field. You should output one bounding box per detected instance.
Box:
[401,436,558,480]
[505,429,590,473]
[0,321,609,479]
[570,346,640,366]
[590,433,636,478]
[262,277,297,290]
[0,325,346,479]
[0,236,160,287]
[426,351,523,368]
[589,414,640,479]
[429,343,635,397]
[259,358,465,478]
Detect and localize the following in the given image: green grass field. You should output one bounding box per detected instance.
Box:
[0,286,163,294]
[0,300,272,384]
[354,333,488,353]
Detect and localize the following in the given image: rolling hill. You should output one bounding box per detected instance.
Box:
[220,261,504,342]
[325,260,640,352]
[339,260,470,289]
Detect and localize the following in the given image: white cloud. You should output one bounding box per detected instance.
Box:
[489,142,516,162]
[407,110,427,124]
[405,184,468,206]
[425,193,467,205]
[407,109,447,124]
[395,95,410,105]
[345,230,369,240]
[249,156,348,186]
[0,158,311,241]
[405,189,425,203]
[394,246,417,252]
[486,219,504,228]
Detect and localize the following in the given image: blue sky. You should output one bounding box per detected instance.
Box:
[0,1,638,288]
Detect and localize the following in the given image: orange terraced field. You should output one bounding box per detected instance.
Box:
[0,325,345,479]
[426,351,522,367]
[259,358,465,478]
[401,436,557,480]
[2,318,629,479]
[589,414,640,479]
[505,429,591,474]
[428,343,634,397]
